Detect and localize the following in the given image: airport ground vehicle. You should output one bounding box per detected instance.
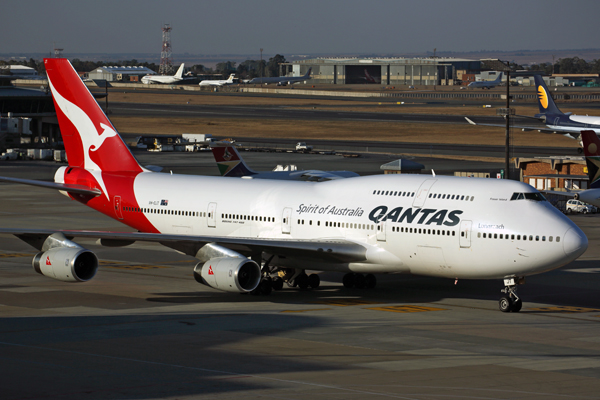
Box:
[295,142,313,151]
[566,199,597,214]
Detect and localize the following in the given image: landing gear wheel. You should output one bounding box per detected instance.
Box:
[308,274,320,289]
[511,299,522,313]
[296,273,309,289]
[343,273,355,288]
[259,278,272,295]
[499,296,513,312]
[354,273,366,289]
[365,274,377,289]
[272,276,284,291]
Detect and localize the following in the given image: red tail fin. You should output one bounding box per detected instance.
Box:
[44,58,141,173]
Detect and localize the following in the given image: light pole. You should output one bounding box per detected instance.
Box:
[260,48,263,84]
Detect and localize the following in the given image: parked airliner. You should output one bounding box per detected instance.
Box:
[199,74,236,87]
[249,68,311,85]
[211,142,359,181]
[466,75,600,140]
[0,59,588,313]
[141,63,185,84]
[467,72,503,89]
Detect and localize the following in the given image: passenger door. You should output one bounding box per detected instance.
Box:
[459,220,472,248]
[207,202,217,228]
[282,208,292,234]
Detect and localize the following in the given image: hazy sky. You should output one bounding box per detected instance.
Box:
[3,0,599,57]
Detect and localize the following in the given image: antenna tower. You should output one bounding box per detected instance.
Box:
[159,24,173,75]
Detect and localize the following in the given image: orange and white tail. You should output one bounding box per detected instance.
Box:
[44,58,142,173]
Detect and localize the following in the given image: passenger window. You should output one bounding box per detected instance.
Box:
[529,235,533,241]
[460,195,464,200]
[549,236,553,242]
[477,232,480,238]
[499,234,503,239]
[542,236,545,241]
[556,236,561,242]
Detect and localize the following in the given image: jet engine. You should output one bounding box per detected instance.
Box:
[33,247,98,282]
[194,257,261,293]
[31,232,98,282]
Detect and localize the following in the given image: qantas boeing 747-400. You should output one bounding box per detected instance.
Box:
[0,59,589,312]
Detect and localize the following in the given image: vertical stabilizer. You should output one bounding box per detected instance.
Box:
[211,144,257,177]
[581,130,600,189]
[534,75,564,116]
[174,63,185,79]
[44,58,142,173]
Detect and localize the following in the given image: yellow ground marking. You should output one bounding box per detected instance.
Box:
[280,308,331,313]
[0,253,34,258]
[529,306,600,313]
[366,305,447,313]
[313,299,383,307]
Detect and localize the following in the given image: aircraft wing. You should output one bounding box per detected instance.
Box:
[0,176,102,196]
[464,117,576,135]
[291,170,359,182]
[0,228,367,264]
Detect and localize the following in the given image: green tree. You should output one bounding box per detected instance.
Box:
[266,54,286,77]
[215,61,236,76]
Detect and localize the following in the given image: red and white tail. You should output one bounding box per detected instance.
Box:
[44,58,141,173]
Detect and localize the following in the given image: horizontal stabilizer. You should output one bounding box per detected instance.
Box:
[0,176,102,196]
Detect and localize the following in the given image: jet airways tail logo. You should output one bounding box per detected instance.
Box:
[538,85,549,110]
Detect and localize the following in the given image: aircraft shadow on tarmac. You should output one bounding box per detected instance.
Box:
[0,312,345,399]
[146,264,600,313]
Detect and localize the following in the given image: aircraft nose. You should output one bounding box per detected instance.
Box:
[563,227,588,259]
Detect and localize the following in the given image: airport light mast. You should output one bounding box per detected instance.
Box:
[485,59,513,179]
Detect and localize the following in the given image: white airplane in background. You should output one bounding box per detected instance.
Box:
[0,59,588,313]
[199,74,236,87]
[249,68,311,86]
[467,72,503,89]
[141,63,185,84]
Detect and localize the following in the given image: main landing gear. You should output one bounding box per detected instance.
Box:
[499,276,524,312]
[250,265,320,296]
[342,273,377,289]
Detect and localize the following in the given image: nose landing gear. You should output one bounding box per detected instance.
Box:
[499,277,524,312]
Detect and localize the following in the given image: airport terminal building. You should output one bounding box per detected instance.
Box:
[288,57,481,86]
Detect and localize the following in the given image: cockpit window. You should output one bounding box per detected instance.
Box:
[511,192,546,201]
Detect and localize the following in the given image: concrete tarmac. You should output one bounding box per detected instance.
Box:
[2,157,600,399]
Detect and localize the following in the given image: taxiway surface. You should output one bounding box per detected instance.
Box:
[1,156,600,399]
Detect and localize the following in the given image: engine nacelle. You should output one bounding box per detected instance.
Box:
[194,257,261,293]
[33,247,98,282]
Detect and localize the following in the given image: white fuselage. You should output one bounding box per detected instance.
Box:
[546,115,600,134]
[114,173,586,280]
[141,75,182,84]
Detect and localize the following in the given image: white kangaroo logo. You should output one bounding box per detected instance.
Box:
[47,76,116,199]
